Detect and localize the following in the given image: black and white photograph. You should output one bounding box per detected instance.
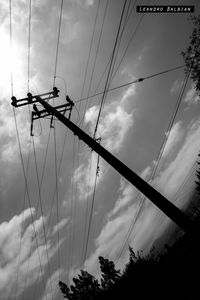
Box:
[0,0,199,299]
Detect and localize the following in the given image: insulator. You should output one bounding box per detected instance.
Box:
[11,96,17,106]
[27,92,33,103]
[53,87,59,96]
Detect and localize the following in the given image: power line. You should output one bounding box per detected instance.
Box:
[79,0,108,267]
[73,0,102,271]
[79,0,108,128]
[78,0,101,117]
[53,0,64,87]
[51,2,65,293]
[53,125,61,283]
[14,0,33,295]
[111,11,146,80]
[67,136,76,281]
[27,0,32,92]
[82,155,100,265]
[75,65,185,104]
[87,0,146,104]
[12,108,47,300]
[105,0,133,81]
[116,65,192,262]
[32,136,54,300]
[81,152,93,266]
[9,2,47,299]
[14,139,31,300]
[26,2,53,297]
[93,0,128,138]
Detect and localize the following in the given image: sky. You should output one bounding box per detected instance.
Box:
[0,0,200,299]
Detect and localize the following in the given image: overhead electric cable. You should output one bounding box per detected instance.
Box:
[79,0,108,128]
[111,0,151,81]
[78,0,101,113]
[93,0,128,138]
[14,140,31,300]
[12,106,47,300]
[9,1,47,299]
[67,136,76,280]
[32,137,54,300]
[15,0,33,293]
[81,153,93,266]
[51,2,65,292]
[73,0,101,271]
[75,65,185,104]
[27,0,32,92]
[111,12,146,79]
[53,0,64,87]
[82,155,100,265]
[106,0,135,88]
[86,0,146,104]
[116,64,193,261]
[27,2,53,297]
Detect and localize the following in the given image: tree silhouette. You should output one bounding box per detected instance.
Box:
[98,256,120,290]
[181,15,200,92]
[195,153,200,195]
[59,270,100,300]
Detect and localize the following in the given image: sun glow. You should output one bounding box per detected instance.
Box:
[0,28,25,99]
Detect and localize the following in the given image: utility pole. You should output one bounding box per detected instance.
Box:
[12,89,193,233]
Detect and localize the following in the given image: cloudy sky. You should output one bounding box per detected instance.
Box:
[0,0,200,299]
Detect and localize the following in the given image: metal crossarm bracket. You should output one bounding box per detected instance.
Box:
[32,102,73,120]
[30,95,74,136]
[11,87,60,107]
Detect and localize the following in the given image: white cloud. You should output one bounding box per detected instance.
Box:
[0,208,64,299]
[108,165,153,219]
[41,268,64,300]
[108,182,137,218]
[170,79,183,94]
[85,104,133,152]
[84,117,200,275]
[74,87,134,199]
[52,217,70,236]
[72,151,102,200]
[183,84,199,105]
[162,121,184,158]
[140,165,152,180]
[71,0,94,6]
[85,0,94,6]
[0,101,41,164]
[154,118,200,202]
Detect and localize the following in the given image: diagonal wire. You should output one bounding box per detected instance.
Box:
[32,136,54,300]
[77,0,101,115]
[81,152,93,266]
[51,2,65,294]
[12,108,47,300]
[26,0,53,297]
[78,0,144,113]
[79,0,108,128]
[53,0,64,87]
[93,0,128,138]
[14,139,31,300]
[82,155,100,265]
[116,65,193,262]
[27,0,32,92]
[9,1,47,299]
[67,135,76,281]
[71,0,102,274]
[75,65,185,104]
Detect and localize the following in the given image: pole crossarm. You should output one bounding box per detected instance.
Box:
[32,102,74,120]
[11,87,60,107]
[35,97,193,233]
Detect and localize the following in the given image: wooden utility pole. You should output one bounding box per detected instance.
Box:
[33,95,193,233]
[11,89,193,233]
